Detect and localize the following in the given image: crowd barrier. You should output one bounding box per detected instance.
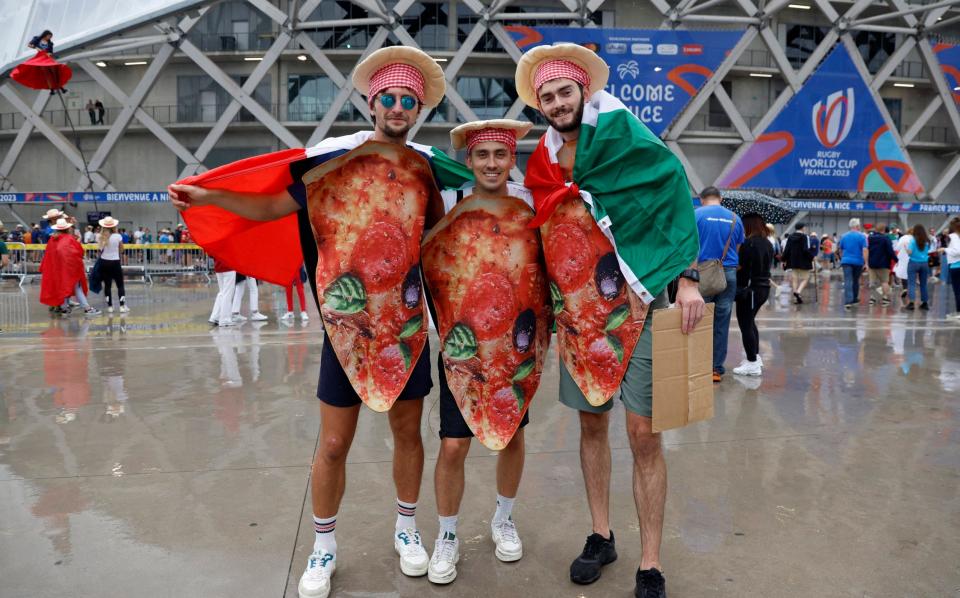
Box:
[0,242,211,287]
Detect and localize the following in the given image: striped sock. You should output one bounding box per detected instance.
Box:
[396,499,417,531]
[313,514,337,555]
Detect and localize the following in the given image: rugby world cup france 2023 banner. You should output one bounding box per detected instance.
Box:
[933,43,960,105]
[507,27,745,136]
[719,43,922,194]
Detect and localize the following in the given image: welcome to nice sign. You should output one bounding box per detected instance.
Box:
[719,44,922,194]
[507,26,745,136]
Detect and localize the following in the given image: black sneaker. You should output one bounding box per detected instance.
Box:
[570,531,617,585]
[905,302,915,311]
[920,302,930,311]
[635,567,667,598]
[793,292,803,304]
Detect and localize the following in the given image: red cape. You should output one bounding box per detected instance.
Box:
[179,149,306,285]
[11,51,72,90]
[40,234,88,306]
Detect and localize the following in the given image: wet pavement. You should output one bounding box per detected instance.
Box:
[1,273,958,597]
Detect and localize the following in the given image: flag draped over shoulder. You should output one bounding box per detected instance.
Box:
[179,132,473,286]
[525,90,699,301]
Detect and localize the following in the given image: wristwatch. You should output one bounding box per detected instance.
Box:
[679,268,700,283]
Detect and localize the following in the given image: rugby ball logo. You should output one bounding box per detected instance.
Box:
[812,88,855,148]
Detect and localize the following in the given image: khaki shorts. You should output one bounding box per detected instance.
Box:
[868,268,890,285]
[558,291,669,417]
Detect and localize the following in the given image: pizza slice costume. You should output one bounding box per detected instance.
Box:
[421,120,551,450]
[179,47,472,411]
[515,44,700,409]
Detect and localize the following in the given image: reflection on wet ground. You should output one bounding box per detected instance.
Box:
[1,275,958,597]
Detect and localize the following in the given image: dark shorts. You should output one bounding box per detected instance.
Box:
[437,354,529,439]
[317,332,433,407]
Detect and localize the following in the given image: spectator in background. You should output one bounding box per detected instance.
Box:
[133,226,144,245]
[282,264,310,322]
[782,223,816,304]
[95,100,105,125]
[83,225,96,244]
[0,221,9,270]
[766,223,782,295]
[819,233,834,270]
[22,225,32,244]
[904,224,932,311]
[174,224,184,243]
[695,186,744,383]
[31,222,43,244]
[867,224,896,306]
[894,228,914,300]
[808,231,820,268]
[732,213,774,377]
[928,228,942,283]
[837,218,868,310]
[941,217,960,320]
[8,225,24,243]
[86,99,96,125]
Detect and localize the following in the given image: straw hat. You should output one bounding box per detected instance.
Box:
[52,217,73,230]
[450,119,534,151]
[43,208,65,220]
[98,216,119,228]
[515,43,609,108]
[351,47,446,108]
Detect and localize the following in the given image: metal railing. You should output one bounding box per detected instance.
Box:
[0,242,211,287]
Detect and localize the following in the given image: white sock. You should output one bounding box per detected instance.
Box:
[396,498,417,531]
[313,515,337,555]
[493,494,515,523]
[438,514,458,539]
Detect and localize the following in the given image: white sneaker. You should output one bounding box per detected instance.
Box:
[298,550,335,598]
[946,312,960,320]
[491,519,523,562]
[733,360,762,377]
[107,306,113,313]
[250,311,268,321]
[219,318,237,327]
[428,534,460,584]
[281,311,295,320]
[232,313,248,321]
[119,305,129,313]
[394,528,429,577]
[300,311,310,321]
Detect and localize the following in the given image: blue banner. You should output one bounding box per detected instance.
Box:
[0,191,168,203]
[507,26,744,136]
[719,44,921,194]
[692,197,960,213]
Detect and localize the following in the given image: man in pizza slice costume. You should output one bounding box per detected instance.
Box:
[515,43,704,598]
[168,47,453,598]
[419,119,549,584]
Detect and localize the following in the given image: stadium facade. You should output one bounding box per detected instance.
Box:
[2,0,960,236]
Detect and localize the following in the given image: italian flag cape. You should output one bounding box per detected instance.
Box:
[179,131,472,286]
[525,91,699,302]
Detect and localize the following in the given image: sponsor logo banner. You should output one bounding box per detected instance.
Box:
[508,27,744,136]
[0,191,169,203]
[719,44,922,194]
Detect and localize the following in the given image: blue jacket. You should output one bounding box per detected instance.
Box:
[867,232,896,269]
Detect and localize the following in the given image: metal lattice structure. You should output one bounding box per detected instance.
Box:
[2,0,960,204]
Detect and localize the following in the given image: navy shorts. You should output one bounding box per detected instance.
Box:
[437,354,529,439]
[317,332,433,407]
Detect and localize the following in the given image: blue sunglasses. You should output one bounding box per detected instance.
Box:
[379,93,418,110]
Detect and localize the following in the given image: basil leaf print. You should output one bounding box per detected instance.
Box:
[604,304,630,332]
[323,273,367,314]
[549,280,564,315]
[512,358,536,382]
[398,342,412,371]
[512,383,525,411]
[398,314,423,339]
[443,322,478,361]
[605,333,624,363]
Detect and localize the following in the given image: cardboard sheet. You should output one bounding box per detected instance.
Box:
[651,304,715,432]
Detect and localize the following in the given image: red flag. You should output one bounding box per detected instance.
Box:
[523,137,580,228]
[179,149,307,285]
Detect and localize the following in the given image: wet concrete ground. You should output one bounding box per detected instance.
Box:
[1,272,958,597]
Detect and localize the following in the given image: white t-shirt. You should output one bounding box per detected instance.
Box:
[439,182,534,215]
[894,234,913,279]
[101,233,122,260]
[83,230,95,243]
[133,230,144,244]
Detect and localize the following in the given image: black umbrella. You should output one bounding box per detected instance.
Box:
[719,190,797,224]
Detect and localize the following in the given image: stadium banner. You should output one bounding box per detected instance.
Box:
[718,44,922,195]
[693,197,960,213]
[507,26,745,136]
[933,43,960,104]
[0,191,168,203]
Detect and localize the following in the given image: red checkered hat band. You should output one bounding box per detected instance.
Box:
[466,128,517,153]
[368,63,425,104]
[534,59,590,94]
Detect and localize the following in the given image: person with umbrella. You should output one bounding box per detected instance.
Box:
[732,213,775,377]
